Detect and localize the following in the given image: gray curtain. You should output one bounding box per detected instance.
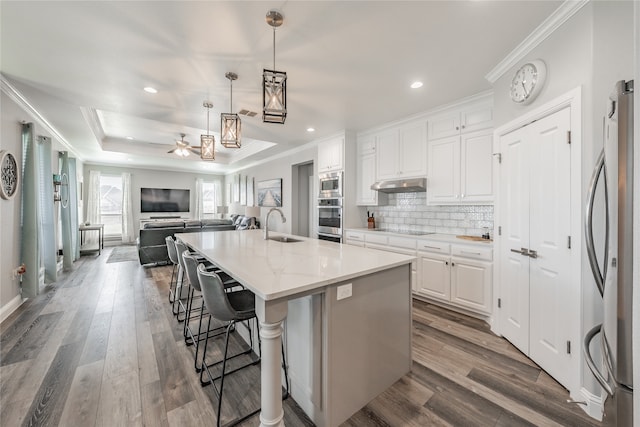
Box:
[20,124,40,298]
[60,152,79,270]
[20,124,57,297]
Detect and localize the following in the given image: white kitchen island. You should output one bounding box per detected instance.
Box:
[177,229,414,427]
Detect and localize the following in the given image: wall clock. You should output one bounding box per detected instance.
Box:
[0,150,19,200]
[509,59,547,105]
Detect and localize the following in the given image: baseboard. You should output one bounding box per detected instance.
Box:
[0,293,26,324]
[575,387,605,421]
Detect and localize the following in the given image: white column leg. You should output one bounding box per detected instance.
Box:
[255,297,288,427]
[259,320,285,427]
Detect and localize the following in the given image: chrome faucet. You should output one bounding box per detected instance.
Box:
[264,208,286,240]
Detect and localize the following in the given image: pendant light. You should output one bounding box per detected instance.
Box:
[263,10,287,124]
[201,101,215,160]
[221,72,241,148]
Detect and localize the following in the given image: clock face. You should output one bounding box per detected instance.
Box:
[0,151,19,200]
[510,60,546,104]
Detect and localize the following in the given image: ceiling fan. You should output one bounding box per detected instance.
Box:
[168,133,200,157]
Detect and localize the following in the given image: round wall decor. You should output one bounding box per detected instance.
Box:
[0,150,19,200]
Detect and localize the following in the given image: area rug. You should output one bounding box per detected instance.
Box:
[106,246,139,263]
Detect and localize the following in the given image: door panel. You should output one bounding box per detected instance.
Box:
[418,254,450,301]
[499,128,530,354]
[528,108,572,388]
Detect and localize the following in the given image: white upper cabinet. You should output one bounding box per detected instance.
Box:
[428,101,493,140]
[356,136,386,206]
[428,129,493,204]
[376,121,427,180]
[318,136,344,173]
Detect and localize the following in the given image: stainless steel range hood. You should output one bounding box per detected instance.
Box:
[371,177,427,193]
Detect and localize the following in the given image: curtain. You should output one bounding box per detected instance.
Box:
[20,124,39,298]
[68,159,80,260]
[20,124,57,298]
[86,170,101,245]
[60,152,79,270]
[121,172,134,243]
[194,178,204,220]
[214,180,222,214]
[37,137,57,283]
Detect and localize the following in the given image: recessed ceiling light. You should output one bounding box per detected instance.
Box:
[307,127,315,132]
[410,81,423,89]
[125,136,134,140]
[143,86,157,94]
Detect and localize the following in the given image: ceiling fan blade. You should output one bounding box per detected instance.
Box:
[167,147,177,154]
[188,146,201,154]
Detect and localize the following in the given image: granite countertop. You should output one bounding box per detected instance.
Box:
[177,229,415,301]
[344,228,493,247]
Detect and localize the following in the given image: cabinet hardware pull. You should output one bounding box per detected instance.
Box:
[528,249,538,259]
[445,261,449,266]
[452,262,455,266]
[422,245,441,250]
[461,251,481,255]
[510,248,528,256]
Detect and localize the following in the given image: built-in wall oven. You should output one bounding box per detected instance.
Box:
[318,171,342,198]
[317,197,342,243]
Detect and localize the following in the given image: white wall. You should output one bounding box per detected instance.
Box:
[83,163,224,238]
[492,1,634,407]
[225,146,317,235]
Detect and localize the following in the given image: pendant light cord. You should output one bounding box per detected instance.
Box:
[273,26,276,71]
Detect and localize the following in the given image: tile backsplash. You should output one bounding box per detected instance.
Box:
[366,193,493,236]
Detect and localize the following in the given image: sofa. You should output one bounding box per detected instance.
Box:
[137,216,259,265]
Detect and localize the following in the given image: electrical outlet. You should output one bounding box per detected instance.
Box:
[336,283,352,300]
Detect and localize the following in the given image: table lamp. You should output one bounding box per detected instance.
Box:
[245,206,261,229]
[217,205,229,219]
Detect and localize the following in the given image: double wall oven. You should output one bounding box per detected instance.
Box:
[317,171,342,243]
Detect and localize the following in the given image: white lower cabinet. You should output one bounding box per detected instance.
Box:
[417,243,492,315]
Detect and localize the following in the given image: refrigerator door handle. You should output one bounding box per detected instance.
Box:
[583,323,615,396]
[584,147,609,297]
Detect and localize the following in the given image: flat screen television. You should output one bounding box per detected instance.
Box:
[140,188,190,213]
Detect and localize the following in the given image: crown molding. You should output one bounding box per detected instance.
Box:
[485,0,590,84]
[1,74,82,160]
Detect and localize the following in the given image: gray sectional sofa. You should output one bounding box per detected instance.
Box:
[137,216,258,265]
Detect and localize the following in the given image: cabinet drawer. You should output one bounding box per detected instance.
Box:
[417,240,450,255]
[365,233,388,245]
[345,231,364,241]
[451,244,492,261]
[345,239,365,247]
[388,236,417,250]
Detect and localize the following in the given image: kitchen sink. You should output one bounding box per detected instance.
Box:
[268,236,302,243]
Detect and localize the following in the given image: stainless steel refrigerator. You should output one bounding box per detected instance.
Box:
[584,79,634,425]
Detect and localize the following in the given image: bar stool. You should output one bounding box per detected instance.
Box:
[197,264,289,427]
[181,250,240,366]
[165,236,180,304]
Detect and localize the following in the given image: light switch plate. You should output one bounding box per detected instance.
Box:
[337,283,352,300]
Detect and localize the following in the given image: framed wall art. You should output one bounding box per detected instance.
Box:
[257,178,282,207]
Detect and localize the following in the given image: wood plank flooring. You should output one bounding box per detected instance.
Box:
[0,246,613,426]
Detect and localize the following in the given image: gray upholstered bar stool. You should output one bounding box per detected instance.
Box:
[181,250,240,368]
[165,236,180,305]
[197,264,289,427]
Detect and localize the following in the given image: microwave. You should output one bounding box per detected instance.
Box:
[318,171,342,198]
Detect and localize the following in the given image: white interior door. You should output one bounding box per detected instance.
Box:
[498,107,573,389]
[499,126,531,354]
[527,108,573,385]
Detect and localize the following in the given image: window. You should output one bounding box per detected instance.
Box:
[202,182,217,217]
[100,175,123,236]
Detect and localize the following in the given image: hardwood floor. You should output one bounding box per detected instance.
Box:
[0,247,612,426]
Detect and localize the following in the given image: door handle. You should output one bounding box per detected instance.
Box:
[510,248,528,256]
[528,249,538,259]
[583,324,614,396]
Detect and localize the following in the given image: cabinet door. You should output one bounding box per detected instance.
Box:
[450,257,492,313]
[356,152,377,205]
[399,122,427,177]
[427,136,460,204]
[428,111,461,140]
[460,103,493,134]
[460,130,493,202]
[417,253,450,301]
[318,137,343,172]
[375,129,399,180]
